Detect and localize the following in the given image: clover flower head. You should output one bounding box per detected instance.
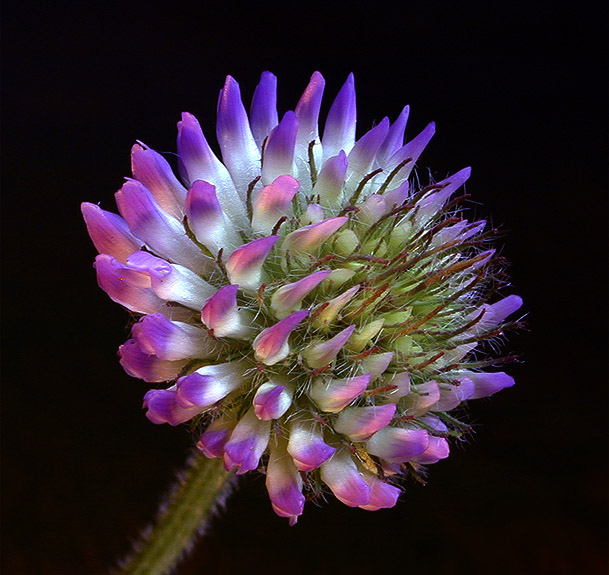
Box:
[83,72,523,525]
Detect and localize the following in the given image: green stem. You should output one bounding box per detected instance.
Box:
[118,452,234,575]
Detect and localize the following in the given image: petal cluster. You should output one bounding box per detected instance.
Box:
[83,72,523,524]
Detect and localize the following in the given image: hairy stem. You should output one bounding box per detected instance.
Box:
[117,452,234,575]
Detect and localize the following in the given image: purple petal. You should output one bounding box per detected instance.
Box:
[412,435,450,465]
[470,249,495,272]
[225,235,278,293]
[334,404,397,441]
[320,449,371,507]
[415,167,471,224]
[118,339,188,383]
[271,269,331,319]
[385,122,436,186]
[266,436,305,525]
[177,112,248,227]
[295,71,325,152]
[302,324,356,369]
[253,382,293,420]
[185,180,239,254]
[131,143,187,219]
[487,295,524,325]
[434,166,472,196]
[470,294,523,333]
[437,166,471,197]
[201,284,238,328]
[434,378,475,411]
[384,371,412,403]
[345,117,390,189]
[176,374,225,408]
[216,76,260,195]
[466,371,515,399]
[132,313,216,361]
[359,474,401,511]
[261,111,299,185]
[282,216,348,255]
[366,427,429,462]
[458,220,487,241]
[313,150,348,208]
[250,71,279,148]
[177,112,218,183]
[308,373,371,413]
[81,203,142,264]
[433,219,487,248]
[294,71,325,182]
[176,361,248,408]
[143,386,202,426]
[196,418,236,458]
[126,251,215,310]
[115,180,214,274]
[94,254,165,315]
[377,105,410,167]
[322,74,357,160]
[201,284,253,339]
[383,180,410,210]
[185,180,221,230]
[253,309,309,366]
[252,174,300,235]
[223,409,271,475]
[287,420,336,471]
[403,381,441,416]
[429,219,472,248]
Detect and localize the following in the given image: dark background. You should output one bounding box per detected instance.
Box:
[2,1,607,573]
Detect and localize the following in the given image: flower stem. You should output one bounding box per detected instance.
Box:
[118,452,234,575]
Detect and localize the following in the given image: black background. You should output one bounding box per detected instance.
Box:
[2,1,607,573]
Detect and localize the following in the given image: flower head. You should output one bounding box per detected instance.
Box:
[83,72,523,524]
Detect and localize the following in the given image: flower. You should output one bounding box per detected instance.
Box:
[82,72,523,525]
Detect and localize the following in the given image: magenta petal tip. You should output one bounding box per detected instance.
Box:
[253,309,309,365]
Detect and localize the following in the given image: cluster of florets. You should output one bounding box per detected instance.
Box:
[82,72,522,524]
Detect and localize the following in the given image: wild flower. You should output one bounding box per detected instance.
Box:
[83,72,522,526]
